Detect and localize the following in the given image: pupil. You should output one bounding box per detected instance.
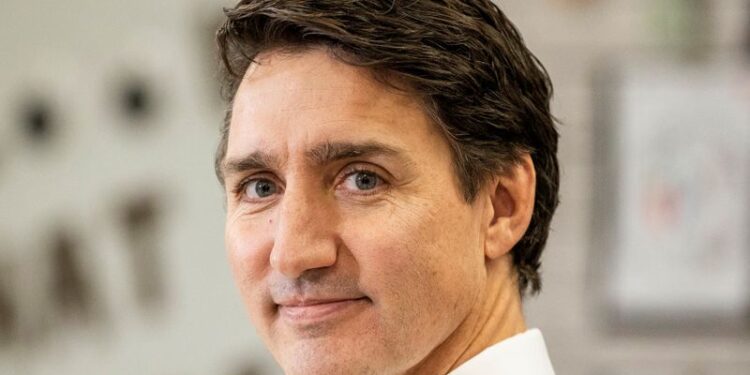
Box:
[355,172,377,190]
[255,180,275,197]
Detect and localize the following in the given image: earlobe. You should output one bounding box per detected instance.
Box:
[483,154,536,260]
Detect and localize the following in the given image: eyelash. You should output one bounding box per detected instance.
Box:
[233,165,389,201]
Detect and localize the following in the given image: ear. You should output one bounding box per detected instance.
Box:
[483,153,536,260]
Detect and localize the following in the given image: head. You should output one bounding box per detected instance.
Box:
[215,1,559,374]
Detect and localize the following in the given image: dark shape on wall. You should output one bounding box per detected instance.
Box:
[195,10,226,109]
[229,362,265,375]
[121,195,165,310]
[120,78,154,121]
[0,261,18,346]
[51,230,95,321]
[20,97,55,143]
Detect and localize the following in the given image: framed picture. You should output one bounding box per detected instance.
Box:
[590,59,750,334]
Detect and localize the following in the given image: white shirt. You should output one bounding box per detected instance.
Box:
[448,329,555,375]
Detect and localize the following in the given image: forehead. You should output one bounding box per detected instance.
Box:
[225,48,443,162]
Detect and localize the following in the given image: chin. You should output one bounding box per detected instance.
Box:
[278,346,382,375]
[270,328,409,375]
[283,362,376,375]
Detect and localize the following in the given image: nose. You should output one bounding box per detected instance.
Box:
[269,187,338,279]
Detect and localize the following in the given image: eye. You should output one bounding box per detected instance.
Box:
[342,170,382,192]
[243,178,279,199]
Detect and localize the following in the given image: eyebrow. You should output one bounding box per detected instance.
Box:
[306,141,402,166]
[221,141,407,179]
[222,151,280,178]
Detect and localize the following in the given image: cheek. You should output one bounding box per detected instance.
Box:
[339,197,485,368]
[225,215,274,309]
[343,195,484,321]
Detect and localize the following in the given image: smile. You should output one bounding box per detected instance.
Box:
[277,297,371,325]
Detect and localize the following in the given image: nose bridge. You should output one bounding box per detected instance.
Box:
[270,182,338,278]
[279,187,321,238]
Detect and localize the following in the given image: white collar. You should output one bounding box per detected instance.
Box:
[448,329,555,375]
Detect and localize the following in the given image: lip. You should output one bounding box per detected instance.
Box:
[277,297,370,324]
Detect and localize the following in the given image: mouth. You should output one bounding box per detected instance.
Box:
[276,297,371,325]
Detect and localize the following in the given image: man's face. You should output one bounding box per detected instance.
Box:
[223,49,491,375]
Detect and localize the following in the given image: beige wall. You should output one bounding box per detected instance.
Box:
[0,1,747,374]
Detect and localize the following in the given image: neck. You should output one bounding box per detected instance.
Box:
[406,255,526,375]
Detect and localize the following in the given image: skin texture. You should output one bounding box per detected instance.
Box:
[222,48,536,375]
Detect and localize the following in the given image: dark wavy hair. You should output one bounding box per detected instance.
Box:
[215,0,560,296]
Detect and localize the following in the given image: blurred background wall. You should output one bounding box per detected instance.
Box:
[0,0,748,374]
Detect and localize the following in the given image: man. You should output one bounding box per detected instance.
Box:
[214,1,559,374]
